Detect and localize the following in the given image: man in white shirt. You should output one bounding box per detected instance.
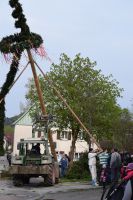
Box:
[88,148,100,186]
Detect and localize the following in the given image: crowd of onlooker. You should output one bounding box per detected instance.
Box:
[88,147,133,200]
[88,147,133,186]
[56,148,133,183]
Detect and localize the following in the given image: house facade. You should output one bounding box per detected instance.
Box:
[13,109,89,160]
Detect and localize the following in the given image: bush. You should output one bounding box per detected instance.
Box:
[66,152,90,180]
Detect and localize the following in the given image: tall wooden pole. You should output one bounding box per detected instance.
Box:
[27,50,57,161]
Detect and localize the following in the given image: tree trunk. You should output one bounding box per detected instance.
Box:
[88,137,91,149]
[48,129,57,161]
[69,128,78,167]
[69,137,76,162]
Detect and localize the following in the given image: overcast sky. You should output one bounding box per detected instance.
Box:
[0,0,133,117]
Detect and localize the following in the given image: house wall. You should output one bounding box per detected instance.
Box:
[13,125,89,158]
[13,125,32,155]
[52,130,88,156]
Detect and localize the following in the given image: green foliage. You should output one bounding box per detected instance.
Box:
[111,108,133,151]
[0,33,43,54]
[0,100,5,155]
[0,54,21,98]
[66,152,89,179]
[0,0,43,155]
[4,125,14,133]
[0,0,43,54]
[26,53,123,142]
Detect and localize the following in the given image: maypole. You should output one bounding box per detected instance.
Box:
[27,50,57,161]
[0,0,102,157]
[0,0,57,160]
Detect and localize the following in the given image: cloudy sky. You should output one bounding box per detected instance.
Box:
[0,0,133,117]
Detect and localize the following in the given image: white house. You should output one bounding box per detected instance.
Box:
[13,109,89,160]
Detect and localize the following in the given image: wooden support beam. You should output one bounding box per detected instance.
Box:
[27,50,57,161]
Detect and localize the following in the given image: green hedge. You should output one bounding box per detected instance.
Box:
[66,152,90,180]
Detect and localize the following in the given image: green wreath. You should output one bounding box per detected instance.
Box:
[0,0,44,155]
[0,0,43,98]
[0,33,43,54]
[0,0,43,55]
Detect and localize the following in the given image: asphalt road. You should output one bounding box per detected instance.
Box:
[43,189,103,200]
[0,178,105,200]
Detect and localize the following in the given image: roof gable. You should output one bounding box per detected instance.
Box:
[13,108,33,126]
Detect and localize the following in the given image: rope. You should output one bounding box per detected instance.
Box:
[0,61,29,105]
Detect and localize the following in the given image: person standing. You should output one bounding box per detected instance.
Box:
[122,163,133,200]
[34,143,41,154]
[98,149,110,168]
[6,150,12,166]
[110,148,121,183]
[60,154,68,177]
[98,149,110,185]
[56,152,62,177]
[88,148,100,186]
[105,163,133,200]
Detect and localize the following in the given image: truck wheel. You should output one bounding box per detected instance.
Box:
[23,177,30,184]
[13,175,23,187]
[55,177,59,184]
[44,165,55,186]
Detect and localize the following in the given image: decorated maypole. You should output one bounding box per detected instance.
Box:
[0,0,57,159]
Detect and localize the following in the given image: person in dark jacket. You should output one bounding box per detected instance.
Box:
[34,143,41,154]
[60,154,68,177]
[7,150,12,166]
[104,163,133,200]
[110,148,121,183]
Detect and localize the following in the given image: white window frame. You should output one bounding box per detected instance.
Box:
[77,131,84,141]
[60,131,69,140]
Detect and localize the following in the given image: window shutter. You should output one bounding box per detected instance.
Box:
[57,130,60,140]
[38,131,41,138]
[68,132,71,140]
[83,132,86,140]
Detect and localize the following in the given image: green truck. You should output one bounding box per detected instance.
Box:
[10,138,59,186]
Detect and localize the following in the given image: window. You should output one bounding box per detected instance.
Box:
[77,131,84,140]
[61,131,68,139]
[57,130,71,140]
[74,153,79,160]
[74,153,82,161]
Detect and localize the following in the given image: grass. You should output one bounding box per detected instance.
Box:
[60,176,90,183]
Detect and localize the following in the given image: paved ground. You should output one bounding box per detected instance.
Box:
[0,178,105,200]
[44,189,103,200]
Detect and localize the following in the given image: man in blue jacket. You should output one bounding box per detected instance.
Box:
[60,154,68,177]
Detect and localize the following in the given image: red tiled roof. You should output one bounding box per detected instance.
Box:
[4,133,14,143]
